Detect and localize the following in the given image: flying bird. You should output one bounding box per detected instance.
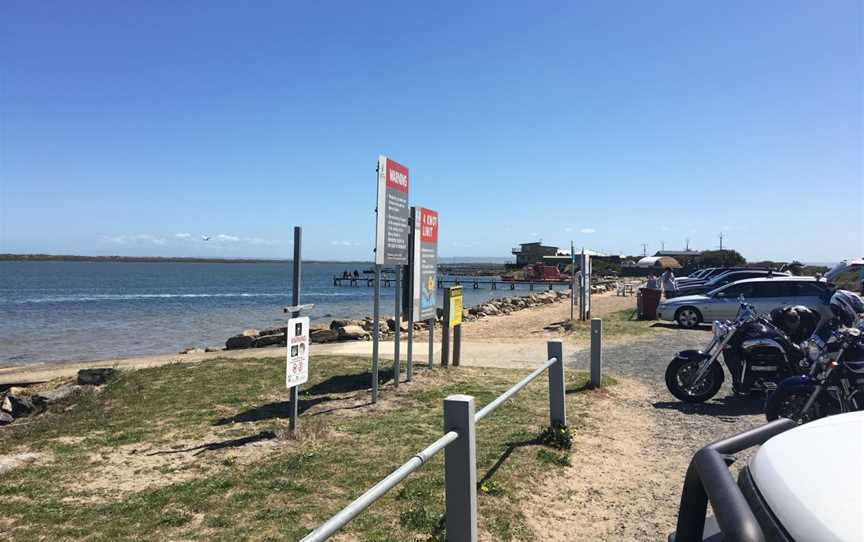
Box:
[202,235,211,241]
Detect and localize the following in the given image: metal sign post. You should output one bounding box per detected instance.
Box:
[373,156,410,401]
[289,227,302,434]
[406,211,417,382]
[570,240,576,321]
[372,264,380,403]
[393,266,401,389]
[406,263,414,381]
[580,249,592,321]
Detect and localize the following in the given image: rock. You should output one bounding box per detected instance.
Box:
[259,326,287,337]
[1,394,45,417]
[205,347,222,353]
[386,318,409,332]
[482,304,500,316]
[225,334,255,350]
[310,328,340,343]
[0,411,12,425]
[242,329,260,337]
[462,309,471,320]
[338,325,370,340]
[38,384,82,404]
[179,347,205,354]
[77,368,116,386]
[544,324,563,332]
[330,319,364,330]
[362,318,389,332]
[413,321,428,330]
[253,334,286,348]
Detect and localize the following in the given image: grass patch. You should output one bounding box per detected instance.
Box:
[0,356,610,541]
[562,309,656,341]
[536,449,571,467]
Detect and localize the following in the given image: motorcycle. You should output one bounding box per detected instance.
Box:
[665,300,811,403]
[765,321,864,423]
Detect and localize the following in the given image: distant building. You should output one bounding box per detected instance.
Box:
[511,242,559,266]
[510,242,619,270]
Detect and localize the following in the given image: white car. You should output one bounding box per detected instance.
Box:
[670,411,864,541]
[657,276,832,328]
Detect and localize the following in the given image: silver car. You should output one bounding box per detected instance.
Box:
[657,276,833,328]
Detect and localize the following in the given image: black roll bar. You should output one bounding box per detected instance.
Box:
[669,418,798,542]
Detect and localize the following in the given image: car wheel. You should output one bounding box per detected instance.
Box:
[675,307,702,329]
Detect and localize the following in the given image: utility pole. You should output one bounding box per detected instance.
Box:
[661,241,665,252]
[685,238,690,251]
[641,243,648,257]
[719,232,724,251]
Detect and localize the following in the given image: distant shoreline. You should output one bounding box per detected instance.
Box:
[0,254,372,265]
[0,254,513,265]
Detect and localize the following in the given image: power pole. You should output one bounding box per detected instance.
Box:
[641,243,648,257]
[661,241,665,252]
[719,232,724,251]
[685,238,690,251]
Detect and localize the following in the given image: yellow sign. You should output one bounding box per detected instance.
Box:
[449,286,463,326]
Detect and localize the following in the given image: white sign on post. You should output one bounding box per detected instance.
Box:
[286,316,310,388]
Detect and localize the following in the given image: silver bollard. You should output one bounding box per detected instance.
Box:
[443,395,477,542]
[590,318,602,388]
[547,340,566,426]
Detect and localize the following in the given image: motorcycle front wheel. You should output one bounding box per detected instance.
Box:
[765,387,823,424]
[665,357,724,403]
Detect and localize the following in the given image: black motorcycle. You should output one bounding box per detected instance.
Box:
[765,322,864,423]
[665,301,812,403]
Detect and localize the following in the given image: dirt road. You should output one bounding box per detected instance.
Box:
[524,327,766,541]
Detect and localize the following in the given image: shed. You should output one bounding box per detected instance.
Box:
[636,256,681,269]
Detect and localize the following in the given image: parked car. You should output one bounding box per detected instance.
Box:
[675,267,747,288]
[670,411,863,541]
[675,269,789,297]
[657,276,832,328]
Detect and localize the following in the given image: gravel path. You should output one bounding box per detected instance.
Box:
[569,325,766,451]
[543,325,768,540]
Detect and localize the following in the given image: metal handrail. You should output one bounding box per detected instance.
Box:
[301,354,561,542]
[301,430,459,542]
[475,357,557,422]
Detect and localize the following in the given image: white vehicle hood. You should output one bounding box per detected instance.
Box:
[750,411,864,542]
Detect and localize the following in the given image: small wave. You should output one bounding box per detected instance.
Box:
[13,293,286,304]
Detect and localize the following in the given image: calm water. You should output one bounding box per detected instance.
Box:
[0,261,568,366]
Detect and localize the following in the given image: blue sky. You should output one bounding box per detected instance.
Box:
[1,1,861,262]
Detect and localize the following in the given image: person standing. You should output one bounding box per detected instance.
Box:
[661,268,678,299]
[646,273,658,289]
